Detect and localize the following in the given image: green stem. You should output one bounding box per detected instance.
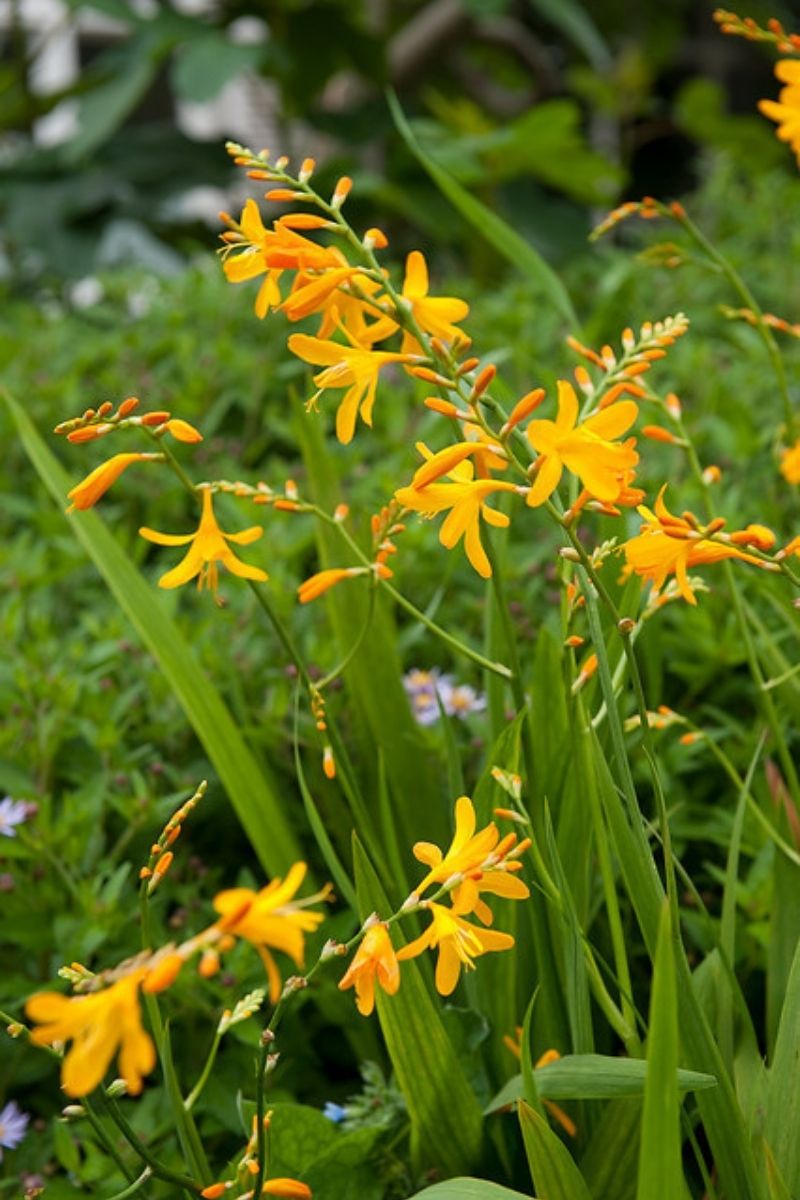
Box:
[316,583,376,689]
[106,1168,153,1199]
[312,506,512,678]
[138,882,211,1184]
[184,1028,222,1112]
[96,1092,201,1197]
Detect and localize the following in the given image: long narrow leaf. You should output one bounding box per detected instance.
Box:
[636,902,683,1200]
[5,389,301,874]
[765,935,800,1192]
[519,1100,592,1200]
[388,90,579,329]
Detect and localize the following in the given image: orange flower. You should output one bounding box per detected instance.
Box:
[67,453,159,512]
[780,438,800,484]
[759,60,800,163]
[526,382,639,506]
[338,922,400,1015]
[399,251,469,353]
[395,443,518,578]
[396,893,514,996]
[297,567,365,603]
[139,488,267,596]
[288,334,418,444]
[26,970,154,1097]
[223,201,340,317]
[213,864,331,1002]
[623,486,765,605]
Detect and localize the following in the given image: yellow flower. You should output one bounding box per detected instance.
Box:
[396,894,514,995]
[781,438,800,484]
[622,486,764,605]
[412,795,500,895]
[526,382,639,507]
[288,334,418,444]
[759,60,800,163]
[452,868,530,927]
[26,970,155,1097]
[139,487,267,597]
[395,443,518,578]
[338,922,400,1015]
[67,452,159,512]
[399,251,469,353]
[213,863,331,1003]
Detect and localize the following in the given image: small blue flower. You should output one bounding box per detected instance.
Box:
[323,1101,348,1123]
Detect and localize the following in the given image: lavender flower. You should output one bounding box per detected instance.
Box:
[0,797,28,838]
[403,669,485,725]
[0,1100,29,1159]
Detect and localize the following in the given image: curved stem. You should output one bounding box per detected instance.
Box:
[96,1092,202,1197]
[673,209,795,440]
[106,1168,153,1199]
[316,583,376,689]
[312,505,513,679]
[184,1028,222,1112]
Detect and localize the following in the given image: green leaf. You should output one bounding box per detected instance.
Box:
[497,102,624,204]
[52,1118,82,1174]
[353,835,484,1175]
[3,389,302,876]
[486,1056,716,1112]
[519,1099,592,1200]
[589,734,763,1200]
[580,1098,640,1200]
[411,1181,535,1200]
[765,935,800,1192]
[171,34,263,103]
[388,90,579,329]
[636,902,683,1200]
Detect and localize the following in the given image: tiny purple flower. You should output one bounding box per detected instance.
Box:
[0,1100,29,1159]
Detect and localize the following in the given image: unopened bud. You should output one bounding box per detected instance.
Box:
[617,617,636,635]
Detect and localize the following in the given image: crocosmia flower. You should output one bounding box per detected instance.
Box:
[26,970,155,1097]
[526,382,639,506]
[139,488,267,597]
[338,922,400,1015]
